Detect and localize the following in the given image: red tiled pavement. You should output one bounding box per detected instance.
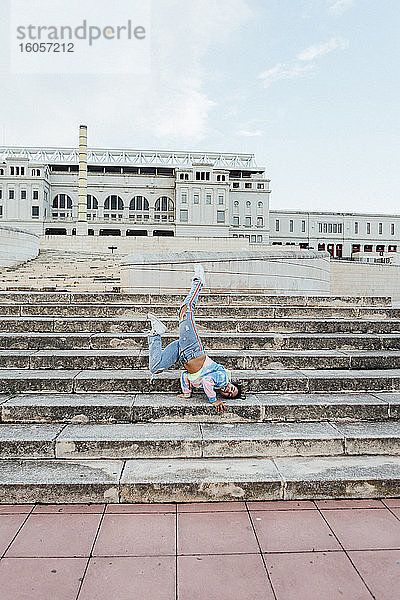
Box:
[177,511,258,555]
[251,509,341,553]
[0,557,86,600]
[382,498,400,508]
[321,508,400,550]
[93,513,176,556]
[5,513,102,558]
[1,499,400,599]
[178,554,275,600]
[348,550,400,600]
[265,551,373,600]
[78,556,175,600]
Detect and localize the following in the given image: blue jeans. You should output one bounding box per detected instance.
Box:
[148,279,205,373]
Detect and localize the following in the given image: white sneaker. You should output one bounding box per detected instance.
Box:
[147,313,167,336]
[193,263,205,285]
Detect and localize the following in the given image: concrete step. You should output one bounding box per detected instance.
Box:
[2,368,400,393]
[1,421,400,459]
[2,349,400,371]
[1,316,400,334]
[1,392,397,424]
[1,455,400,503]
[0,291,391,307]
[1,303,399,319]
[0,332,399,351]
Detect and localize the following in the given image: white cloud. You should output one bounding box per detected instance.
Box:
[328,0,354,16]
[237,129,262,137]
[297,37,349,61]
[258,62,315,88]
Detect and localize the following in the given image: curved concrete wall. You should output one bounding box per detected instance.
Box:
[0,226,39,267]
[121,249,330,294]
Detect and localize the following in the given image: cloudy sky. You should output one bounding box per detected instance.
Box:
[1,0,399,214]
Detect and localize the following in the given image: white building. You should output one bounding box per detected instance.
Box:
[0,146,270,244]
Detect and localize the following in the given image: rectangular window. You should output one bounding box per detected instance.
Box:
[232,182,239,188]
[275,219,280,232]
[218,195,224,204]
[355,222,359,234]
[328,223,333,233]
[257,235,262,243]
[379,222,383,234]
[206,194,211,204]
[391,223,395,235]
[206,172,210,181]
[319,223,323,233]
[217,210,225,223]
[366,222,371,234]
[338,223,342,233]
[21,167,25,175]
[245,216,251,227]
[9,189,14,199]
[193,194,199,204]
[323,223,327,233]
[233,216,239,226]
[257,217,263,227]
[289,219,294,232]
[21,190,27,200]
[180,209,188,222]
[245,182,252,189]
[0,206,3,216]
[333,224,337,233]
[0,190,2,200]
[32,206,39,217]
[181,193,187,204]
[10,166,15,175]
[251,235,256,243]
[301,220,306,232]
[257,183,264,189]
[33,190,39,200]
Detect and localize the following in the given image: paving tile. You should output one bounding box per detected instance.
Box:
[178,554,274,600]
[382,498,400,508]
[106,503,176,514]
[5,513,101,557]
[0,514,27,555]
[93,513,176,556]
[178,512,258,555]
[321,508,400,550]
[390,507,400,521]
[349,549,400,600]
[315,499,385,509]
[252,510,341,552]
[247,500,316,511]
[33,503,105,514]
[0,505,33,514]
[265,551,372,600]
[0,557,86,600]
[78,556,175,600]
[178,501,246,512]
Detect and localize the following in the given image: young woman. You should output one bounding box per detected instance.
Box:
[147,264,242,413]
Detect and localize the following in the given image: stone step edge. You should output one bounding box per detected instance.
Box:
[0,455,399,503]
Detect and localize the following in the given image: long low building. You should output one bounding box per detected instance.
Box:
[0,139,399,259]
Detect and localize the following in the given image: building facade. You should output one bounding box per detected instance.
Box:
[0,146,270,244]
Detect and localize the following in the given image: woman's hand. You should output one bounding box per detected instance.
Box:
[211,399,226,413]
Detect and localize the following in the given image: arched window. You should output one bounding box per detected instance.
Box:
[0,168,4,175]
[104,195,123,211]
[154,196,175,222]
[130,196,149,211]
[258,201,263,208]
[246,201,251,207]
[53,194,72,209]
[87,195,98,210]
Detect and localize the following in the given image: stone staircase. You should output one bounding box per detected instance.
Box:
[0,250,123,292]
[0,290,400,504]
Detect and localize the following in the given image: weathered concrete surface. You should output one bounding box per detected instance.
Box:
[0,459,123,503]
[0,423,64,457]
[276,455,400,499]
[120,457,282,503]
[2,394,134,423]
[333,421,400,455]
[56,423,203,459]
